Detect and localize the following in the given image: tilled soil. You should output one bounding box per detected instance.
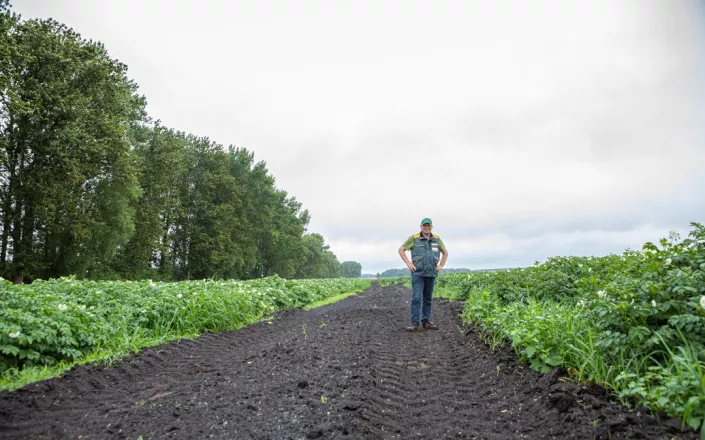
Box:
[0,283,697,440]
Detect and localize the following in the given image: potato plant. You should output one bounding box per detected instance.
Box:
[439,223,705,431]
[0,276,370,372]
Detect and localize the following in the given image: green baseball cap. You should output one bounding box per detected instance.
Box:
[421,217,433,225]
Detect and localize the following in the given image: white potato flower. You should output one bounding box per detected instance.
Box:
[665,258,672,265]
[699,296,705,310]
[8,330,20,338]
[58,304,68,311]
[177,293,183,298]
[652,300,657,307]
[597,290,606,298]
[577,300,586,308]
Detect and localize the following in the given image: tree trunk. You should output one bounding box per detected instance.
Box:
[0,187,12,266]
[10,149,25,282]
[21,192,35,264]
[160,216,170,270]
[1,128,18,267]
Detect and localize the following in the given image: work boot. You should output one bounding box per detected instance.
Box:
[405,323,420,332]
[422,322,438,330]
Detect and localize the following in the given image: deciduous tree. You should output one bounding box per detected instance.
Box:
[0,14,145,282]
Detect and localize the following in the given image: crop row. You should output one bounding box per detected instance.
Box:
[434,222,705,432]
[0,275,370,389]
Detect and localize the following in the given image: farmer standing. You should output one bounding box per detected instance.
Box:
[398,218,448,331]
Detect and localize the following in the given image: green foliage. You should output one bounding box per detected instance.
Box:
[462,291,591,371]
[341,261,362,278]
[615,334,705,431]
[454,223,705,431]
[378,276,409,287]
[303,290,361,310]
[0,13,145,282]
[295,233,342,279]
[112,124,186,280]
[380,267,495,278]
[0,276,370,377]
[380,268,414,278]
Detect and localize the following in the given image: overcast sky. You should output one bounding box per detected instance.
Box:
[14,0,705,274]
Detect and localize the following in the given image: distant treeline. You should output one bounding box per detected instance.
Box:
[0,4,360,283]
[363,268,512,278]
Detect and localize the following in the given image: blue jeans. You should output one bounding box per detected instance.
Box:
[410,275,436,324]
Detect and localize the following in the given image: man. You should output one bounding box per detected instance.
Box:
[398,218,449,331]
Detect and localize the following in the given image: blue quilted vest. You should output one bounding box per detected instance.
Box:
[410,233,441,277]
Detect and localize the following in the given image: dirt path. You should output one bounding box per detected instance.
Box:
[0,284,695,439]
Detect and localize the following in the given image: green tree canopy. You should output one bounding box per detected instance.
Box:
[295,233,342,279]
[341,261,362,278]
[0,14,145,282]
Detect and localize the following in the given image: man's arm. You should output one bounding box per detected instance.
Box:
[398,246,416,272]
[436,249,449,272]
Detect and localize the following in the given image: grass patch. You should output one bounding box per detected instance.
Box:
[433,285,465,300]
[303,291,360,310]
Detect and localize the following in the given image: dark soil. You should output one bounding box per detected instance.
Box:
[0,283,697,439]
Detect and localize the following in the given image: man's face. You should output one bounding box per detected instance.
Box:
[421,223,432,232]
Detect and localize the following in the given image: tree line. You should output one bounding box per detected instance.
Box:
[0,3,361,283]
[376,267,505,278]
